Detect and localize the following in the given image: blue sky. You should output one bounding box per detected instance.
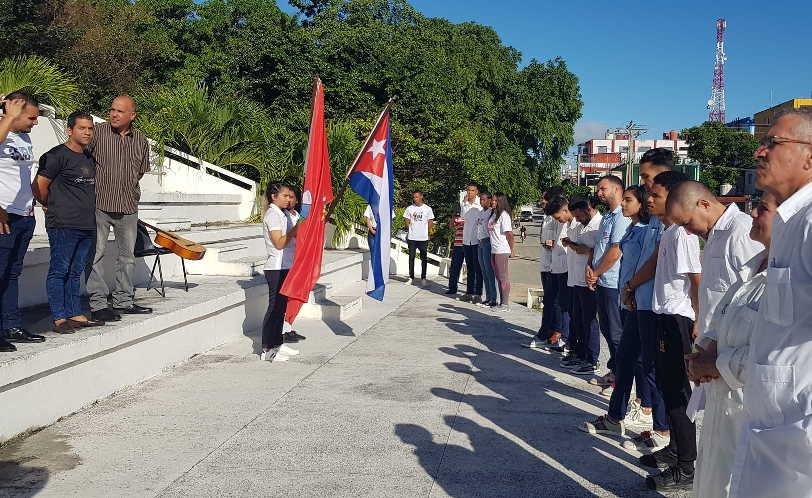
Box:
[406,0,812,143]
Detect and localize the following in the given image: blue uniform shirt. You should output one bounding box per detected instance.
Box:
[630,216,664,311]
[591,205,632,289]
[619,223,650,310]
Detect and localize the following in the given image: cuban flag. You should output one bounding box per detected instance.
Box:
[349,104,394,301]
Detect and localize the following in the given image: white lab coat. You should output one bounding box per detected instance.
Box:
[693,259,766,498]
[729,181,812,498]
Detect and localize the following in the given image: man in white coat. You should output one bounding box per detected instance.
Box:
[728,108,812,498]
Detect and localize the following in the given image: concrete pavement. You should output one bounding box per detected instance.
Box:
[0,278,685,497]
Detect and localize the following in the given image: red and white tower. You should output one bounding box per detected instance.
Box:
[707,18,727,122]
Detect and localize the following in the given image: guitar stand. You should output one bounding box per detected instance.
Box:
[146,255,190,298]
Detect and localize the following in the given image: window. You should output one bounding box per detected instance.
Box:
[597,146,608,153]
[619,146,629,153]
[637,146,651,152]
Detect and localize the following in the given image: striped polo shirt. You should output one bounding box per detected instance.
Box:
[88,122,151,214]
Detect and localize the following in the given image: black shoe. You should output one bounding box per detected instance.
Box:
[646,466,694,491]
[0,338,16,352]
[4,327,46,343]
[639,448,677,470]
[283,332,300,343]
[444,290,457,295]
[91,308,122,322]
[114,304,153,314]
[288,331,306,340]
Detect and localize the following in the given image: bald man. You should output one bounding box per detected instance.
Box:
[86,96,153,322]
[667,181,763,339]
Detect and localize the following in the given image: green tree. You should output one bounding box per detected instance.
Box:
[0,56,80,114]
[682,121,759,193]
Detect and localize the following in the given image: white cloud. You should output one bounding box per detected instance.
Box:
[574,119,610,145]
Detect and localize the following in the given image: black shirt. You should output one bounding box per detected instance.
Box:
[37,144,97,229]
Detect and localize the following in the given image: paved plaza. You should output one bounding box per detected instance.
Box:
[0,274,688,497]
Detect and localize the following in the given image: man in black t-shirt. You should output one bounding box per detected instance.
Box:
[32,111,104,333]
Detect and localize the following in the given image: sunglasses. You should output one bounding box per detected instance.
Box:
[759,135,812,148]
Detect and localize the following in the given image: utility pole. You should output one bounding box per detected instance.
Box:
[611,121,647,186]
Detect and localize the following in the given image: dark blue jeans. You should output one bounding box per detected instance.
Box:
[477,238,497,304]
[46,228,95,321]
[447,245,465,293]
[537,271,562,339]
[463,244,482,295]
[553,273,571,342]
[0,214,35,329]
[596,286,624,374]
[571,286,600,365]
[608,310,669,431]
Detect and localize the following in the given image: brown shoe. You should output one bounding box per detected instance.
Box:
[547,331,562,344]
[68,318,105,328]
[52,322,77,334]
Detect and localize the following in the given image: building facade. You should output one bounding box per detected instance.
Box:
[754,98,812,139]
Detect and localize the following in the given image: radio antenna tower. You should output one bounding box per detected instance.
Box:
[707,18,727,122]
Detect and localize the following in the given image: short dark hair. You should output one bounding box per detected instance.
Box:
[597,175,623,189]
[466,183,479,190]
[67,110,93,129]
[640,148,674,168]
[653,170,688,192]
[543,187,565,202]
[569,198,594,212]
[412,190,423,195]
[2,91,39,110]
[545,196,568,216]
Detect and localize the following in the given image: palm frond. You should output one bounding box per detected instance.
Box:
[0,56,80,114]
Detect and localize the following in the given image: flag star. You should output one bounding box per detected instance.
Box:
[367,138,386,160]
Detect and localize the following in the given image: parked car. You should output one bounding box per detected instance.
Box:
[519,210,533,222]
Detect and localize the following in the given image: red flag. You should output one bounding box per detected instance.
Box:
[281,77,333,322]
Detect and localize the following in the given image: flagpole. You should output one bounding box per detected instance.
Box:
[326,97,394,221]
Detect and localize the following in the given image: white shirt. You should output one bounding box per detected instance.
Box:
[730,181,812,498]
[488,211,513,254]
[263,204,297,270]
[403,204,434,241]
[461,196,482,245]
[539,216,556,272]
[0,131,35,216]
[476,208,491,240]
[551,219,571,274]
[567,213,601,287]
[364,204,375,228]
[652,224,701,320]
[697,204,764,337]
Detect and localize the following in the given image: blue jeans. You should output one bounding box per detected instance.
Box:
[46,228,95,321]
[571,286,600,365]
[463,244,482,295]
[596,286,624,374]
[447,246,465,293]
[0,214,35,329]
[477,238,497,304]
[608,310,668,431]
[538,271,562,339]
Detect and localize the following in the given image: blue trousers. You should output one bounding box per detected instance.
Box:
[608,310,669,431]
[537,271,562,339]
[477,238,497,304]
[46,228,95,321]
[571,286,600,365]
[447,246,464,292]
[463,244,482,295]
[596,286,624,374]
[0,214,35,329]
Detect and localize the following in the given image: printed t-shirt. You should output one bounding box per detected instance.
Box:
[36,144,96,229]
[0,131,35,216]
[403,204,434,241]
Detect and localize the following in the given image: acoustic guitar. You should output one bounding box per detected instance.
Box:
[138,220,206,261]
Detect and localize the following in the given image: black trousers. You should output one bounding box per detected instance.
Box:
[655,313,697,470]
[407,239,428,279]
[463,244,482,295]
[262,269,289,349]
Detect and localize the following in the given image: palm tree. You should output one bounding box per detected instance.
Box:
[0,56,80,114]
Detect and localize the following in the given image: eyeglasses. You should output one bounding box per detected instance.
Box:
[759,135,812,148]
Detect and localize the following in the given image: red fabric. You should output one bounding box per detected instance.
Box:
[281,78,333,323]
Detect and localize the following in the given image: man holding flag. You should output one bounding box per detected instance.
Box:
[349,102,395,301]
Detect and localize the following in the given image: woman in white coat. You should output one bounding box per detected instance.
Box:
[689,193,778,498]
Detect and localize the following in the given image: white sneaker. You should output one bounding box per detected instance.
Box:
[522,338,544,349]
[279,344,300,356]
[622,430,670,452]
[406,278,414,285]
[274,352,291,362]
[476,301,491,308]
[260,349,276,362]
[623,403,653,429]
[493,305,510,312]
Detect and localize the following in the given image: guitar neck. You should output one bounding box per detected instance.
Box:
[138,219,165,235]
